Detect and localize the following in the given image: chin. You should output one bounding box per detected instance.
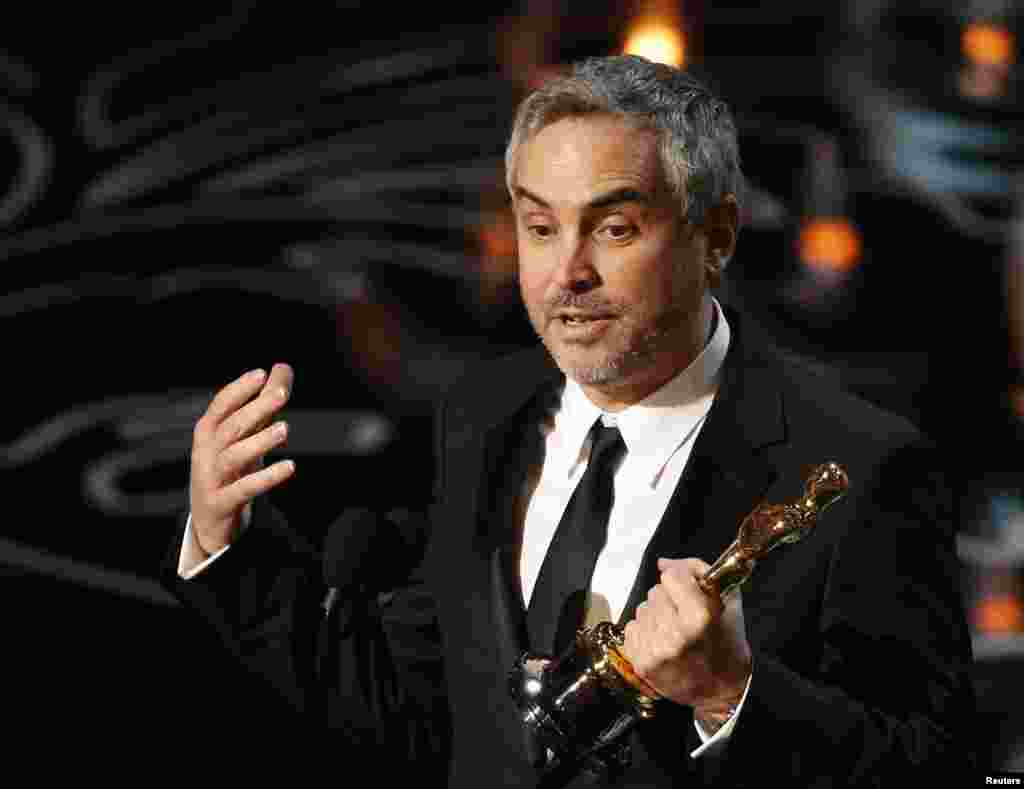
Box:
[550,345,640,387]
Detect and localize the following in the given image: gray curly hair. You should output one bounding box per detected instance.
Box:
[505,54,744,226]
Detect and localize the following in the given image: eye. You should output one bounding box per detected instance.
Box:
[595,221,637,242]
[526,224,555,240]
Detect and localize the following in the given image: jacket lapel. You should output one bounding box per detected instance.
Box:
[445,346,563,669]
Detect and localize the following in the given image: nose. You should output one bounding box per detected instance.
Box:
[552,237,598,293]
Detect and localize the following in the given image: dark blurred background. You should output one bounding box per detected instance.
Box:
[2,0,1022,764]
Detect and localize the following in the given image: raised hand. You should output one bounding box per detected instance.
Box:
[189,363,296,556]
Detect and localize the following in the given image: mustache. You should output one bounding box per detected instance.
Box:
[543,292,623,314]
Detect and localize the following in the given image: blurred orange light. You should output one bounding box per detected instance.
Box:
[962,22,1015,67]
[473,209,519,309]
[1011,385,1024,419]
[974,593,1024,634]
[798,218,862,274]
[623,19,686,67]
[477,211,517,260]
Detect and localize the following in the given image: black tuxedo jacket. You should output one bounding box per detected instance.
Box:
[162,308,976,786]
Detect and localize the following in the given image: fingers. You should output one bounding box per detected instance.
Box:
[629,558,720,649]
[198,368,268,436]
[214,420,289,484]
[626,557,751,707]
[641,583,678,619]
[190,363,292,493]
[657,556,710,579]
[210,363,293,453]
[624,591,680,683]
[658,556,720,607]
[632,583,686,653]
[261,363,294,402]
[218,458,296,513]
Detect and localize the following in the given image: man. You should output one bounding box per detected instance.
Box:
[164,56,976,785]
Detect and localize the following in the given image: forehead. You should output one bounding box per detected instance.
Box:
[514,114,667,206]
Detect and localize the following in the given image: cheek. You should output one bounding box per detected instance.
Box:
[653,246,706,309]
[601,254,663,313]
[519,280,549,331]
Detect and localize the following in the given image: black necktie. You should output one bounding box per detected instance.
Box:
[527,420,626,655]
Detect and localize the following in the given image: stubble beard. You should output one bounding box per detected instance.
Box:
[537,305,688,388]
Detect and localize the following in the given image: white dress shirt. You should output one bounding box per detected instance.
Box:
[179,296,748,756]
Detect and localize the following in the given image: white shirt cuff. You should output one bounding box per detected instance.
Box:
[177,504,252,579]
[689,670,752,759]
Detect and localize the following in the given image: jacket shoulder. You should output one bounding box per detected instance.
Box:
[754,341,924,454]
[441,344,560,426]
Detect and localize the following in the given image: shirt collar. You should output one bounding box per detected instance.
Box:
[557,297,731,487]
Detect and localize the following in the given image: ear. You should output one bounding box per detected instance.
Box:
[702,194,739,285]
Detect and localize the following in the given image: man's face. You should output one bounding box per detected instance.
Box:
[513,113,714,403]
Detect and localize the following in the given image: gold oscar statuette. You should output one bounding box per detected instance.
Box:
[509,461,850,771]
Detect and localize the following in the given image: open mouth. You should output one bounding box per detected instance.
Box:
[559,314,612,326]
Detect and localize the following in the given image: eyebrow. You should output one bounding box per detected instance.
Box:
[513,186,651,211]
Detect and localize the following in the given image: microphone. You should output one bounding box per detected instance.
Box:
[317,507,427,727]
[321,507,427,618]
